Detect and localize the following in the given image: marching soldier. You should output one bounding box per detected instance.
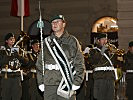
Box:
[77,44,94,100]
[88,33,116,100]
[36,15,85,100]
[123,41,133,100]
[0,33,29,100]
[27,39,43,100]
[84,44,94,100]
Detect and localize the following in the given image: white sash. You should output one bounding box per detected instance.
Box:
[45,37,75,98]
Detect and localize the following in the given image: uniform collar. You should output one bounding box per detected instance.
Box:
[5,44,11,49]
[5,45,12,52]
[127,51,133,56]
[51,30,70,41]
[96,44,102,49]
[32,50,39,55]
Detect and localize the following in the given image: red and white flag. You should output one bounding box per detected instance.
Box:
[10,0,30,17]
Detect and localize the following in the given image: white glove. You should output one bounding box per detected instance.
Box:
[72,84,80,90]
[39,84,45,92]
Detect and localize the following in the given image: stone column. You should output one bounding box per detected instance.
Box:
[117,0,133,50]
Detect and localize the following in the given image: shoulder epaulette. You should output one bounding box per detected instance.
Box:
[0,46,6,50]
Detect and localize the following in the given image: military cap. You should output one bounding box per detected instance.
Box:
[129,41,133,47]
[4,33,15,41]
[31,39,40,45]
[97,33,107,39]
[50,15,65,22]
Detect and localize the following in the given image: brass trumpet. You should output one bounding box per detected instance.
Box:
[14,31,29,47]
[105,43,125,56]
[115,49,125,56]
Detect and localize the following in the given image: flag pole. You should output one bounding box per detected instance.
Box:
[20,0,24,48]
[21,0,24,31]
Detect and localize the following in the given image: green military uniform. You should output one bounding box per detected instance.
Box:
[84,53,94,100]
[36,31,85,100]
[0,33,29,100]
[0,45,28,100]
[123,41,133,100]
[88,44,116,100]
[27,50,43,100]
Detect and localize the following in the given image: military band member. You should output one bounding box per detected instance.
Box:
[36,15,85,100]
[27,39,43,100]
[0,33,29,100]
[88,33,116,100]
[123,41,133,100]
[84,44,94,100]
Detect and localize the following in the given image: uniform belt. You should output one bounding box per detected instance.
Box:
[30,69,37,73]
[94,66,114,71]
[45,64,59,70]
[86,70,93,74]
[1,68,20,72]
[86,70,93,81]
[126,70,133,73]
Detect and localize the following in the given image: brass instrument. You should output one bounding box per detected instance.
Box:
[14,31,29,47]
[116,49,125,56]
[13,31,30,57]
[105,43,125,56]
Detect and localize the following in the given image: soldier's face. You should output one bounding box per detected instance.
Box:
[51,19,66,32]
[129,46,133,54]
[6,37,15,47]
[32,43,40,52]
[98,38,107,46]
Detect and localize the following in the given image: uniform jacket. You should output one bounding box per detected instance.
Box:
[123,51,133,80]
[88,45,115,80]
[0,45,29,69]
[27,50,39,69]
[36,31,85,86]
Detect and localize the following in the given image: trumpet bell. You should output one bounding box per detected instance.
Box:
[14,31,30,47]
[105,43,125,55]
[116,49,125,56]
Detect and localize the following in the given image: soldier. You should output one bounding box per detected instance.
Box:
[84,44,94,100]
[27,39,43,100]
[77,44,94,100]
[123,41,133,100]
[36,15,85,100]
[88,33,116,100]
[0,33,29,100]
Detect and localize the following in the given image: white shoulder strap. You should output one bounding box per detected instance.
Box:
[93,47,113,66]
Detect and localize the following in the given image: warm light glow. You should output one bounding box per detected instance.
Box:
[92,17,118,32]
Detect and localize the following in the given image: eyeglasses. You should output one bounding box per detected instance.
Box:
[51,19,63,24]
